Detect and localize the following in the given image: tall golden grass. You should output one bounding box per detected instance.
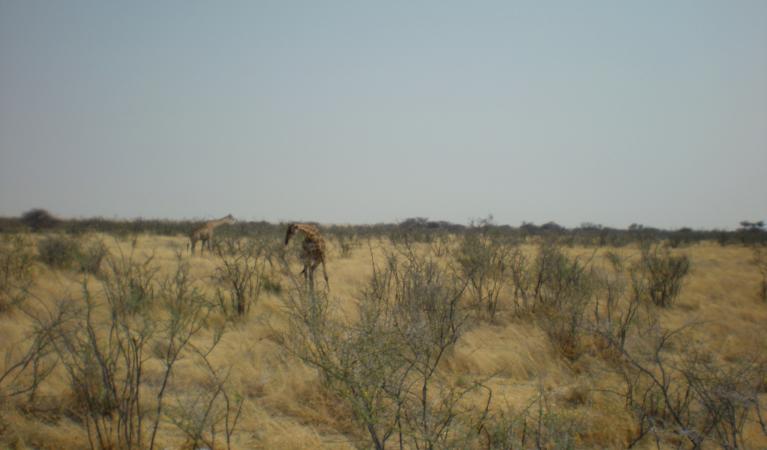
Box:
[1,232,765,449]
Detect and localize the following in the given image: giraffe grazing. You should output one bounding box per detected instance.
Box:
[284,223,329,289]
[189,214,235,255]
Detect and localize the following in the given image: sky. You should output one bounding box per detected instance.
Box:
[1,1,765,229]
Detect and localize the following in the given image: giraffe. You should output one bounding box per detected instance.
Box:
[284,223,329,289]
[189,214,235,255]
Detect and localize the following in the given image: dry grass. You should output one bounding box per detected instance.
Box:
[1,233,766,449]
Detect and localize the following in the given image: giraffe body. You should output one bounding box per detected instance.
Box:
[284,223,329,289]
[189,214,235,255]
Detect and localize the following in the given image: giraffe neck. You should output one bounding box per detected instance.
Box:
[294,224,322,240]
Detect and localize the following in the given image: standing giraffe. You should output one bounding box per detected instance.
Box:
[284,223,329,289]
[189,214,235,255]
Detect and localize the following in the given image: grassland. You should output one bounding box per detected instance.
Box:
[1,228,766,449]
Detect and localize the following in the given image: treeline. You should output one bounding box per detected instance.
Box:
[1,209,765,247]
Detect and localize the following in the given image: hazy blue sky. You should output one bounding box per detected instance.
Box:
[1,1,765,229]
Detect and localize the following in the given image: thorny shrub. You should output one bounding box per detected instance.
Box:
[480,385,586,449]
[637,243,690,307]
[591,251,648,357]
[531,241,596,359]
[616,324,767,449]
[0,233,35,312]
[213,238,271,317]
[283,243,491,450]
[453,231,513,320]
[48,253,223,450]
[37,234,82,270]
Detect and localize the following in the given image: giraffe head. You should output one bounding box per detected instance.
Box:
[284,223,298,246]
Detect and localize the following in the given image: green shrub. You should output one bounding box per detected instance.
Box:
[37,235,108,276]
[37,235,81,269]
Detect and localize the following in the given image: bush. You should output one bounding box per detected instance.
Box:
[36,235,107,276]
[532,241,596,359]
[101,249,157,314]
[638,244,690,307]
[20,209,59,232]
[617,325,766,449]
[454,231,513,320]
[592,252,647,357]
[282,244,485,450]
[37,235,81,270]
[681,351,765,449]
[76,241,108,276]
[48,255,221,449]
[481,386,585,449]
[0,234,35,312]
[213,238,270,317]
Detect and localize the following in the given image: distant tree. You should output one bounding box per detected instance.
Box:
[400,217,429,228]
[541,221,565,232]
[740,221,765,232]
[433,220,464,231]
[520,222,538,233]
[470,214,495,228]
[20,208,59,232]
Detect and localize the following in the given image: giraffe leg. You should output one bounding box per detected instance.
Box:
[302,263,311,291]
[308,266,315,292]
[321,258,329,290]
